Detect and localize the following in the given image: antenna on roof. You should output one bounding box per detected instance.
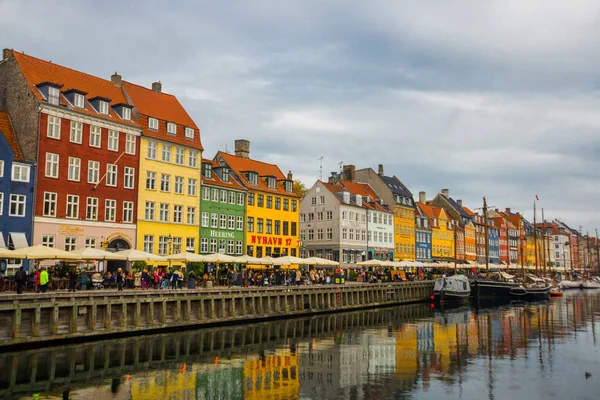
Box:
[318,156,323,181]
[339,161,343,174]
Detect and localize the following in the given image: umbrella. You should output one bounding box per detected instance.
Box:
[201,253,239,263]
[304,257,340,266]
[10,244,82,260]
[167,252,207,262]
[357,259,384,267]
[236,255,274,265]
[0,247,15,258]
[114,249,167,262]
[70,247,127,260]
[271,256,310,265]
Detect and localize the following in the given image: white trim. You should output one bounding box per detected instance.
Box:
[40,105,142,136]
[34,216,136,229]
[9,232,29,249]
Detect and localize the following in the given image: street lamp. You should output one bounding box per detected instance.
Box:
[167,234,173,255]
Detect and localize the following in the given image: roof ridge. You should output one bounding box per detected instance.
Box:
[122,80,177,98]
[219,151,283,170]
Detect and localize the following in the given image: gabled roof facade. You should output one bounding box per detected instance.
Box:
[0,111,22,161]
[201,159,246,191]
[336,180,391,213]
[381,175,415,207]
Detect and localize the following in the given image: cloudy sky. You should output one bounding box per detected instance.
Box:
[2,0,600,231]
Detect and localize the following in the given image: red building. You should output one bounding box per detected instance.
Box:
[490,216,508,265]
[0,50,142,257]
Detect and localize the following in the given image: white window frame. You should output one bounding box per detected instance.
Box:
[122,107,131,121]
[167,122,177,135]
[64,236,77,251]
[11,164,30,182]
[228,215,235,230]
[66,194,79,219]
[88,160,100,184]
[175,147,185,165]
[125,134,136,155]
[185,127,194,139]
[145,201,155,221]
[85,237,97,248]
[89,126,101,148]
[68,157,81,182]
[211,213,218,228]
[201,238,208,253]
[69,121,83,144]
[108,130,119,152]
[105,199,116,222]
[147,141,157,159]
[0,160,4,177]
[237,193,244,205]
[124,167,135,189]
[98,101,109,115]
[187,207,196,225]
[123,201,134,223]
[8,194,26,217]
[48,87,60,106]
[186,238,195,252]
[43,192,57,217]
[160,174,170,192]
[41,235,55,248]
[237,216,243,231]
[174,176,184,194]
[106,164,118,187]
[173,205,183,223]
[146,171,156,190]
[188,178,197,196]
[148,117,159,130]
[201,212,209,227]
[158,236,169,255]
[86,197,98,220]
[162,144,171,162]
[202,187,210,200]
[159,203,169,222]
[74,93,85,108]
[143,235,154,253]
[47,116,61,139]
[188,151,197,168]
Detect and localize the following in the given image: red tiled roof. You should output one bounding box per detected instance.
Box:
[11,51,139,128]
[0,111,23,161]
[121,81,202,150]
[217,151,299,197]
[418,202,445,220]
[201,159,246,191]
[463,207,475,216]
[337,180,390,211]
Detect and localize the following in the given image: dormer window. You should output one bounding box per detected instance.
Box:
[222,167,229,182]
[267,176,276,189]
[285,181,293,193]
[98,101,109,115]
[48,87,60,106]
[185,127,194,139]
[248,172,258,186]
[74,93,85,108]
[148,118,159,130]
[122,107,131,121]
[167,122,177,135]
[202,163,212,179]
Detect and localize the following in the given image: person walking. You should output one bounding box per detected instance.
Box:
[39,268,49,293]
[116,268,124,291]
[15,266,27,294]
[34,268,41,293]
[68,267,78,292]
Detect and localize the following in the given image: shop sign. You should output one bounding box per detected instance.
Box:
[250,235,294,247]
[210,230,235,239]
[106,232,133,243]
[58,225,84,237]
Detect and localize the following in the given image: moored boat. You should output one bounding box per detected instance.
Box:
[471,271,520,299]
[582,280,600,289]
[431,275,471,304]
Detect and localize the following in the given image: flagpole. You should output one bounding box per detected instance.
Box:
[533,198,539,274]
[541,208,546,275]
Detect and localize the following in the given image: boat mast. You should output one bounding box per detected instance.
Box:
[596,229,599,275]
[483,197,490,278]
[533,200,539,273]
[586,231,592,277]
[541,208,546,275]
[453,221,457,275]
[520,222,525,280]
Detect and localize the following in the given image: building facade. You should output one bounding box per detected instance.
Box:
[0,111,34,272]
[417,203,454,262]
[199,160,246,255]
[415,205,432,262]
[488,225,500,264]
[216,140,299,259]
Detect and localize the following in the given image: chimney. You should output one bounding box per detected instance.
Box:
[287,171,293,180]
[343,165,356,183]
[419,191,426,204]
[111,72,122,88]
[378,164,384,177]
[2,48,11,61]
[441,189,449,198]
[328,172,337,184]
[152,81,162,94]
[457,199,463,207]
[234,139,250,159]
[505,208,511,214]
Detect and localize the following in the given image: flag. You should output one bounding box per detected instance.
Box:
[535,194,539,201]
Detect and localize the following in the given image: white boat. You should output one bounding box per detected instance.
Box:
[559,279,600,289]
[582,280,600,289]
[432,275,471,304]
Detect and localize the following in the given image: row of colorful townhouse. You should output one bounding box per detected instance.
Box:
[0,50,300,273]
[0,49,597,274]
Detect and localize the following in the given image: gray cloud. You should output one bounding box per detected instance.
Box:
[1,0,599,230]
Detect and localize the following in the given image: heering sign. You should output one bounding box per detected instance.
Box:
[250,235,293,247]
[210,230,235,239]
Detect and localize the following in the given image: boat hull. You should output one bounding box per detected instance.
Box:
[582,281,600,289]
[432,290,470,304]
[509,285,552,301]
[471,280,520,298]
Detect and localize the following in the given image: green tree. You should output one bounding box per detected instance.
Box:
[293,179,309,197]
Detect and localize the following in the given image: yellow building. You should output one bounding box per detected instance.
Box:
[123,81,203,262]
[243,351,300,399]
[216,140,300,258]
[395,204,416,261]
[395,325,418,386]
[418,203,454,261]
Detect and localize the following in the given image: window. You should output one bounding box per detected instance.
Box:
[203,163,212,179]
[283,221,289,235]
[317,212,323,221]
[125,134,136,155]
[275,220,281,235]
[258,194,264,207]
[317,229,323,240]
[185,127,194,139]
[175,147,185,165]
[68,157,81,181]
[188,178,197,196]
[292,200,297,212]
[237,216,243,230]
[124,167,135,189]
[210,239,217,253]
[158,236,169,255]
[248,217,254,232]
[48,87,60,105]
[159,203,169,222]
[308,230,314,241]
[236,240,243,255]
[105,199,116,222]
[147,141,157,159]
[143,235,154,253]
[167,122,177,135]
[149,117,159,130]
[248,172,258,186]
[145,171,157,190]
[145,201,155,221]
[227,240,234,254]
[327,228,333,240]
[291,222,297,236]
[43,192,57,217]
[172,237,182,254]
[106,164,117,187]
[8,194,26,217]
[162,144,171,162]
[70,121,82,144]
[275,198,281,210]
[267,177,276,189]
[202,187,210,200]
[41,235,55,248]
[257,218,264,233]
[189,151,198,168]
[173,205,183,223]
[88,161,100,184]
[266,196,273,208]
[11,164,30,182]
[186,237,195,252]
[88,125,101,148]
[211,213,218,228]
[220,214,227,229]
[123,201,134,223]
[283,199,289,211]
[174,176,184,194]
[237,193,244,205]
[64,236,77,251]
[0,160,3,177]
[122,107,131,121]
[47,116,61,139]
[98,101,109,115]
[285,181,293,193]
[86,197,98,220]
[200,238,208,253]
[248,193,255,206]
[201,212,209,227]
[160,174,170,191]
[221,190,227,203]
[108,130,119,151]
[66,194,79,219]
[226,191,235,205]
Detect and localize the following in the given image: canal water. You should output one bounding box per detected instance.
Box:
[1,291,599,399]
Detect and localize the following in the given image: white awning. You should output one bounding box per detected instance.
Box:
[9,232,29,249]
[0,234,6,249]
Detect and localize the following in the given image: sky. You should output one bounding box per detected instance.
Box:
[1,0,600,232]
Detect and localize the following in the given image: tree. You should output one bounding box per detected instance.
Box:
[293,179,309,197]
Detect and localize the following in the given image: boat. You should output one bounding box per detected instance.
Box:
[549,287,563,297]
[509,275,551,301]
[559,279,600,289]
[471,271,520,299]
[431,275,471,304]
[582,280,600,289]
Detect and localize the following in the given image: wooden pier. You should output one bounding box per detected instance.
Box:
[0,281,433,347]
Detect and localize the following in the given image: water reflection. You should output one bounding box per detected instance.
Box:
[2,292,598,400]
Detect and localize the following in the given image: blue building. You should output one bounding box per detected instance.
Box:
[415,206,432,262]
[488,224,500,264]
[0,111,34,273]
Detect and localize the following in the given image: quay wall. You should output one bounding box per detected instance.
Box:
[0,282,434,347]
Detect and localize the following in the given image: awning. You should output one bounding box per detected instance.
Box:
[9,232,29,249]
[0,234,6,249]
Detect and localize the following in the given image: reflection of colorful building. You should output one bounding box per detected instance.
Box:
[196,363,244,400]
[395,325,418,387]
[131,365,196,399]
[433,322,457,373]
[243,351,299,400]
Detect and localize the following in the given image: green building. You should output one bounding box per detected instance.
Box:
[200,159,246,255]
